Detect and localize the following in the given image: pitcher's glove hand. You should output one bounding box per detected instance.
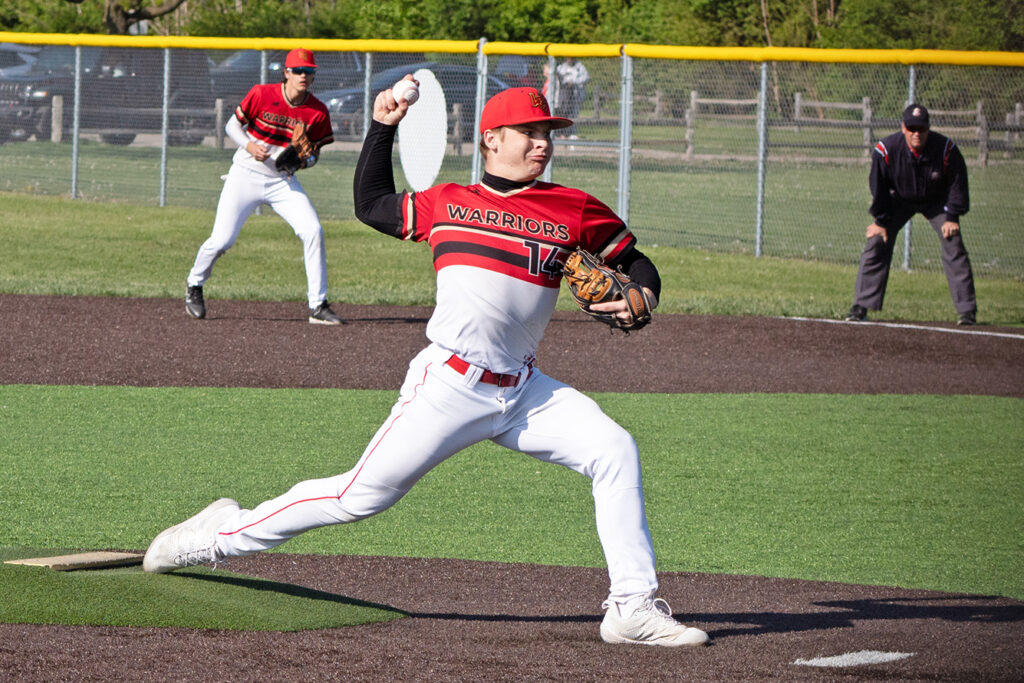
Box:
[561,248,653,332]
[275,121,317,174]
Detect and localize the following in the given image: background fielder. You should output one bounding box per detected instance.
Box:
[144,84,709,648]
[185,48,343,325]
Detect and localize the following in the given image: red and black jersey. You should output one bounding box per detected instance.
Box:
[235,83,333,151]
[402,181,634,288]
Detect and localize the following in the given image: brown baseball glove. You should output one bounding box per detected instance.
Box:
[275,120,316,174]
[561,247,653,332]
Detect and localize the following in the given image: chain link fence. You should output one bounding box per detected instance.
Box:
[1,37,1021,278]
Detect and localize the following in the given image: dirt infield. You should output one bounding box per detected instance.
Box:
[2,293,1023,681]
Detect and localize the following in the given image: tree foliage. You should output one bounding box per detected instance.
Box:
[103,0,188,35]
[181,0,308,38]
[0,0,1021,51]
[2,0,105,34]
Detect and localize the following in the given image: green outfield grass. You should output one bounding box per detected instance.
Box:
[1,386,1021,610]
[2,192,1021,324]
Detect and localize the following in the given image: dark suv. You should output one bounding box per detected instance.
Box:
[210,49,365,108]
[318,62,510,141]
[208,49,425,109]
[0,44,215,145]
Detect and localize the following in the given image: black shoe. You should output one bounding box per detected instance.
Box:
[845,304,867,322]
[309,301,345,325]
[957,311,976,326]
[185,285,206,319]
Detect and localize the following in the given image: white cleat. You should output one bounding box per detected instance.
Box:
[600,592,710,647]
[143,498,240,573]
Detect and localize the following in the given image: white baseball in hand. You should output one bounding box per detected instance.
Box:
[392,79,419,105]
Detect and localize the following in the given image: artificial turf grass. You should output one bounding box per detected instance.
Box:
[1,385,1021,601]
[0,547,405,630]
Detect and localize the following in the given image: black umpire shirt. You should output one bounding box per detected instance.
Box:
[868,129,970,227]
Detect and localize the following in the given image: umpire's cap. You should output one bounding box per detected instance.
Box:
[479,87,573,135]
[902,103,930,128]
[285,48,317,69]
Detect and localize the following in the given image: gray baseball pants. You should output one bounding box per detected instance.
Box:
[853,205,976,315]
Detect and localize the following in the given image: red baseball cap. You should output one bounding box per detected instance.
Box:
[285,49,317,69]
[479,87,572,135]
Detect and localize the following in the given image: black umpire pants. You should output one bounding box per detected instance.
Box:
[853,204,977,315]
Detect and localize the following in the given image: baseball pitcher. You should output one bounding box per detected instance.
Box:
[144,84,708,648]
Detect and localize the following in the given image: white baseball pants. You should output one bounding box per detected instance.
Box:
[188,164,328,308]
[213,342,659,600]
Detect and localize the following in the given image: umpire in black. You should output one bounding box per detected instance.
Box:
[846,103,977,325]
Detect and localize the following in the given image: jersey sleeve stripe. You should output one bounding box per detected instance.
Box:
[402,193,418,240]
[596,228,636,263]
[311,133,333,148]
[874,141,889,163]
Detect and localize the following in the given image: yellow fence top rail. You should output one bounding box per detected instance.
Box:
[483,42,549,57]
[624,43,1024,67]
[0,32,478,54]
[546,43,624,58]
[2,32,1023,67]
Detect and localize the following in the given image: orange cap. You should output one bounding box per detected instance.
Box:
[285,49,317,69]
[479,87,572,135]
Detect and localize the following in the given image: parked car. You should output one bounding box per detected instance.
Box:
[319,62,510,141]
[493,55,541,89]
[0,43,39,78]
[210,49,363,108]
[209,49,426,109]
[0,44,215,145]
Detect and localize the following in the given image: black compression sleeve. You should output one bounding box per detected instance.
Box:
[611,247,662,301]
[353,120,405,237]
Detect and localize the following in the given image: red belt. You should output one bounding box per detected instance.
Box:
[445,354,529,387]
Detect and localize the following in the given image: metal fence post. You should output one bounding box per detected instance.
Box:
[471,39,488,185]
[215,98,225,148]
[159,47,170,208]
[254,50,268,215]
[755,61,768,258]
[902,65,916,270]
[541,54,556,183]
[616,53,633,223]
[71,46,81,199]
[362,52,372,140]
